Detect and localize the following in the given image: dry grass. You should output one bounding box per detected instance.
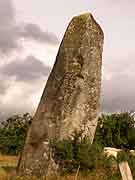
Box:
[0,154,18,179]
[0,154,18,167]
[0,155,120,180]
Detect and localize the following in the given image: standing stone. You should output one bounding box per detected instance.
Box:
[18,13,104,176]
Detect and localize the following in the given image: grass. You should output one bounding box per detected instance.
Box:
[0,154,18,179]
[0,154,17,167]
[0,154,122,180]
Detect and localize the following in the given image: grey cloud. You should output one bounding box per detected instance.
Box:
[1,55,51,82]
[103,56,135,75]
[0,103,34,121]
[0,27,18,53]
[0,0,15,26]
[16,23,59,45]
[0,0,58,54]
[101,67,135,112]
[0,0,18,53]
[0,77,9,95]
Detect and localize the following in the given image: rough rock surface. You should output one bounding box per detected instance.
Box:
[18,12,104,176]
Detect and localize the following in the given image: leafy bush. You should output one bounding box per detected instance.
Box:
[128,153,135,178]
[117,150,135,179]
[94,112,135,149]
[51,130,103,174]
[117,150,129,163]
[0,113,32,155]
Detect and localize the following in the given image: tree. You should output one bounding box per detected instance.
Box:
[94,112,135,149]
[0,113,32,155]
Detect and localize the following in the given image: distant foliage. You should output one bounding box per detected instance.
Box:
[94,112,135,149]
[1,111,135,158]
[0,113,32,155]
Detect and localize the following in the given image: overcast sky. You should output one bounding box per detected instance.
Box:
[0,0,135,119]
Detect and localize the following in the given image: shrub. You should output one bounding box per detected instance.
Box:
[116,150,135,179]
[94,112,135,149]
[51,130,103,174]
[117,150,129,163]
[0,113,32,155]
[128,153,135,178]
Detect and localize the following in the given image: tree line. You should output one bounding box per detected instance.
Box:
[0,111,135,155]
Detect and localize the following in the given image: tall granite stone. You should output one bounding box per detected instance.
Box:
[18,13,104,176]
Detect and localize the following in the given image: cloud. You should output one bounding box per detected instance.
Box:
[0,54,50,119]
[0,73,48,120]
[0,0,58,54]
[0,0,14,26]
[0,0,57,119]
[17,23,59,45]
[1,55,51,83]
[0,27,19,53]
[101,56,135,112]
[0,77,9,95]
[0,0,18,53]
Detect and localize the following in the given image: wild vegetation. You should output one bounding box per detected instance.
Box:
[0,113,32,155]
[94,111,135,149]
[0,111,135,179]
[51,130,103,174]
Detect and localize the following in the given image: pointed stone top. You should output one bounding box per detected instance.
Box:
[74,12,91,19]
[63,12,104,51]
[67,12,104,37]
